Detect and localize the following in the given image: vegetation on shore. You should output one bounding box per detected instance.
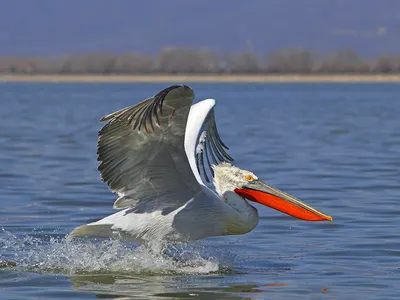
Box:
[1,47,400,76]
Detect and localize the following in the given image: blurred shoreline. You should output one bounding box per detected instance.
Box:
[2,74,400,83]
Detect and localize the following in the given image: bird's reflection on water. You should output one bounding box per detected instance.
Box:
[69,274,291,299]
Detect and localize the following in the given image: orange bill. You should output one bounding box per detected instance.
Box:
[234,181,332,222]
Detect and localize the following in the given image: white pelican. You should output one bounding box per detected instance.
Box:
[69,85,332,250]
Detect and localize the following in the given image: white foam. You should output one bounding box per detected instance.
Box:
[0,230,233,276]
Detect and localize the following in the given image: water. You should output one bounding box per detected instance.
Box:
[0,82,399,299]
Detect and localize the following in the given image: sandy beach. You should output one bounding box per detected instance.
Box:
[1,74,400,83]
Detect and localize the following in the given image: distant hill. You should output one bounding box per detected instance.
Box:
[1,0,399,56]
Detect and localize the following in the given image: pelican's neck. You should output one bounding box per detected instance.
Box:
[220,190,259,235]
[212,163,259,234]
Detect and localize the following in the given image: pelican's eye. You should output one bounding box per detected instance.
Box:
[244,175,254,181]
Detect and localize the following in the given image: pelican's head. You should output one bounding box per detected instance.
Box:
[213,163,332,222]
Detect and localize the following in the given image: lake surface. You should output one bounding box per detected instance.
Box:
[0,82,399,299]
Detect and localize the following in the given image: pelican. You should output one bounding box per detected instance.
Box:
[69,85,332,250]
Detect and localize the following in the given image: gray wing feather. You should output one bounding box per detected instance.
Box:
[97,84,202,212]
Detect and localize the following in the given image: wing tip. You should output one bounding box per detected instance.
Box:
[99,115,109,122]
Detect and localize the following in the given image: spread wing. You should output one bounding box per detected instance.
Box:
[183,99,234,185]
[195,109,233,183]
[97,84,202,213]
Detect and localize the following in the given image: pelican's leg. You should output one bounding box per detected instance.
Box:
[142,240,182,263]
[162,246,183,263]
[162,243,207,267]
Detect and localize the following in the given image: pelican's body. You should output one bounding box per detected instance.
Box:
[76,183,257,249]
[69,85,331,249]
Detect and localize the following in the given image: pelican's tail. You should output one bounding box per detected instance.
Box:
[67,223,113,240]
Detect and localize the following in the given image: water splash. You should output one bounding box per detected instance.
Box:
[0,229,234,276]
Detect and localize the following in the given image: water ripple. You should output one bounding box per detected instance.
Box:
[1,83,400,299]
